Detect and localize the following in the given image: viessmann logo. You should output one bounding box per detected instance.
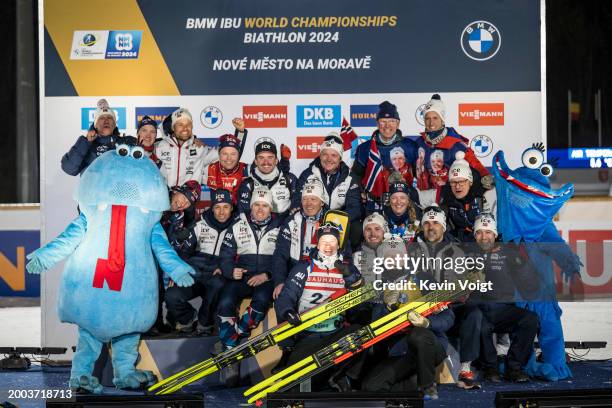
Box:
[242,105,287,128]
[458,103,504,126]
[296,136,325,159]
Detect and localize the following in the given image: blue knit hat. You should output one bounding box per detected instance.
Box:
[137,115,157,131]
[219,134,240,151]
[317,222,341,243]
[389,181,410,196]
[377,101,400,121]
[212,189,232,206]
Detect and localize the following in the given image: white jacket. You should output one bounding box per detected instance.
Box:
[155,135,217,187]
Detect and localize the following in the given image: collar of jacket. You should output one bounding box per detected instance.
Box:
[203,208,234,231]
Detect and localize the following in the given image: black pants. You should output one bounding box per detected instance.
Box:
[481,304,539,371]
[165,275,225,326]
[449,303,483,363]
[362,327,447,391]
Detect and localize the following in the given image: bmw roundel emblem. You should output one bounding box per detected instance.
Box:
[460,21,501,61]
[200,106,223,129]
[469,134,494,158]
[414,103,427,126]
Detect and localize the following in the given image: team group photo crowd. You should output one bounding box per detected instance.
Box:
[28,94,583,401]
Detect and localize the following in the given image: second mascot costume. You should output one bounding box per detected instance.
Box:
[493,143,582,381]
[26,144,196,393]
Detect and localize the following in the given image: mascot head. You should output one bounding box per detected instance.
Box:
[76,144,170,213]
[492,142,573,242]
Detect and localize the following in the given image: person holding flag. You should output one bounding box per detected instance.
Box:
[352,101,417,214]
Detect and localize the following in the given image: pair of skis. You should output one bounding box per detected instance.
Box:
[244,285,471,404]
[148,283,376,395]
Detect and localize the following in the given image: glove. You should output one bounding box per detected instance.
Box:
[280,144,291,160]
[284,310,302,326]
[383,289,399,309]
[561,257,583,284]
[481,174,495,190]
[25,252,47,274]
[407,310,430,328]
[174,273,195,287]
[349,277,364,289]
[334,260,351,277]
[173,227,191,241]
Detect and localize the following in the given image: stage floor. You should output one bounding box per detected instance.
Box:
[1,361,612,408]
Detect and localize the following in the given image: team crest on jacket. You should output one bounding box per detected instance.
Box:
[461,20,501,61]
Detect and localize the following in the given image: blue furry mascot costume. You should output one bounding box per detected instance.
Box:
[26,144,195,393]
[492,142,582,380]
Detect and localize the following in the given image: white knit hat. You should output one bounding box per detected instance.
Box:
[449,151,473,183]
[474,213,498,237]
[302,179,326,203]
[379,234,407,258]
[320,131,344,157]
[421,206,447,231]
[362,212,389,233]
[171,108,193,129]
[250,186,273,207]
[389,146,405,159]
[93,98,116,126]
[423,94,446,124]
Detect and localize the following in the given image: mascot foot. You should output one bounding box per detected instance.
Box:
[113,370,157,390]
[69,375,103,394]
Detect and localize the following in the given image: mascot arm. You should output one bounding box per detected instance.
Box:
[26,213,88,274]
[540,223,583,282]
[151,222,195,287]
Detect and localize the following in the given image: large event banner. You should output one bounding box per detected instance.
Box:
[41,0,544,350]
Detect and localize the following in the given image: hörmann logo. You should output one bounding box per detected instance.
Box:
[458,103,504,126]
[135,107,179,128]
[242,105,287,128]
[350,105,378,127]
[296,136,325,159]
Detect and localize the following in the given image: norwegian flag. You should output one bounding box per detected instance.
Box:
[362,137,385,198]
[340,117,358,151]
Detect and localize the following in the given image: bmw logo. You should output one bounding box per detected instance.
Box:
[200,106,223,129]
[469,134,494,158]
[81,33,97,47]
[460,21,501,61]
[415,103,427,126]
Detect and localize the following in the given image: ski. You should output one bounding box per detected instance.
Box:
[323,210,349,250]
[244,285,470,404]
[148,284,376,395]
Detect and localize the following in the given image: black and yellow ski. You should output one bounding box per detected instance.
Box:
[323,210,350,250]
[148,284,376,395]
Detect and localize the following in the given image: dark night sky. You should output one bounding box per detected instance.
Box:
[546,0,612,148]
[0,1,610,202]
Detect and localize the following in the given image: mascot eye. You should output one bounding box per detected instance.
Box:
[540,163,554,177]
[116,144,130,157]
[521,148,544,169]
[131,146,145,159]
